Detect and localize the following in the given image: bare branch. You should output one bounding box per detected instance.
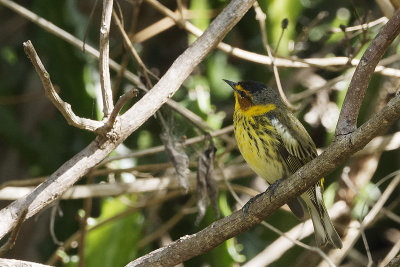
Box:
[253,2,295,110]
[335,9,400,138]
[125,92,400,266]
[329,16,388,33]
[0,258,52,267]
[143,0,400,78]
[107,89,139,129]
[0,163,251,200]
[0,207,28,255]
[99,0,114,117]
[3,0,400,78]
[0,0,256,241]
[23,41,103,132]
[243,201,349,267]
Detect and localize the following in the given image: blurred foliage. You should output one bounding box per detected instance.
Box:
[0,0,399,266]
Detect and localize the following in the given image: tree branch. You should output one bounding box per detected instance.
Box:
[126,90,400,267]
[99,0,114,117]
[143,0,400,78]
[0,0,256,241]
[23,41,104,132]
[335,8,400,138]
[0,258,52,267]
[0,163,252,200]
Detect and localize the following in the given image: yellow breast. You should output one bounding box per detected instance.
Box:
[233,109,285,184]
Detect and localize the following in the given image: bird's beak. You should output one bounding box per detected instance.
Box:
[223,79,237,90]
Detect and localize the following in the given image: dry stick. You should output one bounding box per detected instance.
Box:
[0,0,256,240]
[143,0,400,78]
[0,259,52,267]
[136,197,195,249]
[335,9,400,139]
[107,89,139,128]
[23,41,103,132]
[253,2,295,110]
[2,0,399,77]
[0,164,253,200]
[112,9,159,82]
[99,0,114,117]
[329,16,388,33]
[78,176,94,267]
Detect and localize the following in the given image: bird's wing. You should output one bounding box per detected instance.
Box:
[268,110,317,173]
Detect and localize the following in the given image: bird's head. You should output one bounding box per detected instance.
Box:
[223,80,283,111]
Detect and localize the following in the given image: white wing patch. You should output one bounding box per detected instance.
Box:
[271,118,298,147]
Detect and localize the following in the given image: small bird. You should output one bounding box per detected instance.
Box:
[224,79,342,248]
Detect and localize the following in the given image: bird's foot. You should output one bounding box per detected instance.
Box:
[242,179,283,220]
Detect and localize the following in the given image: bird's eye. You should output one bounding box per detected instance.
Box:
[237,90,248,98]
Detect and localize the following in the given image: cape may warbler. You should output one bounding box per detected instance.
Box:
[224,79,342,248]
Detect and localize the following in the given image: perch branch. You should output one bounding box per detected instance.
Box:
[126,92,400,267]
[335,8,400,138]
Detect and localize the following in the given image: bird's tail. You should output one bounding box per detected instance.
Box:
[304,185,343,249]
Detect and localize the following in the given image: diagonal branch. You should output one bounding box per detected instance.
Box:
[335,8,400,139]
[126,91,400,267]
[0,0,256,242]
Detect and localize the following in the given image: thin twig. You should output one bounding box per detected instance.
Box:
[3,0,400,77]
[78,176,94,267]
[23,41,103,132]
[136,197,195,248]
[49,203,63,246]
[82,0,99,52]
[142,0,400,78]
[329,16,388,33]
[99,0,114,117]
[107,88,139,128]
[0,164,253,200]
[253,2,295,110]
[112,9,159,83]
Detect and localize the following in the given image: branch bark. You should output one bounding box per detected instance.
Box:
[99,0,114,117]
[23,41,103,132]
[0,258,52,267]
[0,0,256,241]
[126,90,400,267]
[335,8,400,138]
